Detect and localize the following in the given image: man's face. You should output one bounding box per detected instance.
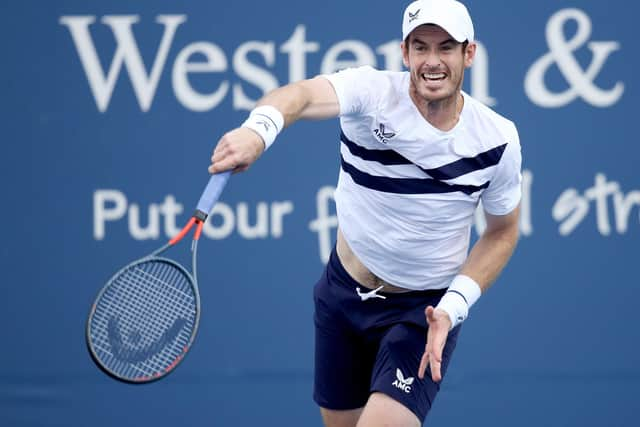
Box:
[401,24,475,103]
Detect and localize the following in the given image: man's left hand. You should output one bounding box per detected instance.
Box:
[418,306,451,382]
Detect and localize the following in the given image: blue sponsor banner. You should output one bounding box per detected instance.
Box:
[1,0,637,426]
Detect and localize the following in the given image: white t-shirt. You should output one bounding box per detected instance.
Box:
[323,66,522,290]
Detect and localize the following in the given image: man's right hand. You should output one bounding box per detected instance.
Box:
[208,127,265,174]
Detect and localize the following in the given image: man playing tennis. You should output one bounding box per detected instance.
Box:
[209,0,521,425]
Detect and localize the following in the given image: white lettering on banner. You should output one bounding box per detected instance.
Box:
[376,40,404,72]
[525,8,624,108]
[128,204,159,239]
[172,42,229,112]
[94,189,127,240]
[552,173,640,236]
[308,186,339,264]
[202,201,293,239]
[92,190,293,240]
[470,42,496,107]
[280,25,320,83]
[60,15,496,112]
[59,15,186,112]
[320,40,376,74]
[94,171,637,260]
[232,41,280,110]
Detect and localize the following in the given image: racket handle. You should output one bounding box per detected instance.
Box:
[195,171,231,217]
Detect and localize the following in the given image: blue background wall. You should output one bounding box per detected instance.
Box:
[1,0,638,426]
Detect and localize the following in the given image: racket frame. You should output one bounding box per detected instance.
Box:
[87,171,230,383]
[86,222,204,383]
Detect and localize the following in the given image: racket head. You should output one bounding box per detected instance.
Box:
[86,256,201,383]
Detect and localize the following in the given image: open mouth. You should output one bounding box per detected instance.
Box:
[421,72,446,82]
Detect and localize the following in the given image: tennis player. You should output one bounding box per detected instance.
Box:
[209,0,521,425]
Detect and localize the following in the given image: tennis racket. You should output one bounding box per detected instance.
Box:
[86,171,231,383]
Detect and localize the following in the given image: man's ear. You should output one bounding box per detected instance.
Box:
[401,41,410,68]
[464,42,477,68]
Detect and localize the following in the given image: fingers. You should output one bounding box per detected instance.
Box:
[208,128,264,174]
[418,349,429,379]
[209,142,240,173]
[209,153,241,174]
[429,353,443,383]
[426,305,436,323]
[418,347,443,381]
[419,305,447,382]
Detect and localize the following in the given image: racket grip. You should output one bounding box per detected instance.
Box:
[195,171,231,216]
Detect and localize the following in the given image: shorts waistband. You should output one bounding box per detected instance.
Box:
[328,247,447,297]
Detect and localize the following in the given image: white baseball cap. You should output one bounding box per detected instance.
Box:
[402,0,474,43]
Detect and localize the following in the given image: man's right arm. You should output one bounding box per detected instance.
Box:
[261,76,341,124]
[208,76,340,174]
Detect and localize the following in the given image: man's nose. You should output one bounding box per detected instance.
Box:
[424,50,442,68]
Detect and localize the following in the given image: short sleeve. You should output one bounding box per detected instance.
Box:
[322,66,379,117]
[480,124,523,216]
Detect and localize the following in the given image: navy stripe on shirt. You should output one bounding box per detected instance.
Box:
[340,130,507,180]
[340,156,490,195]
[340,131,410,165]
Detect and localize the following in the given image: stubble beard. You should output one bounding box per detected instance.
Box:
[409,65,464,118]
[409,68,464,113]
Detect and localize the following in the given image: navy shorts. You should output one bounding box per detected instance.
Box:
[313,248,461,422]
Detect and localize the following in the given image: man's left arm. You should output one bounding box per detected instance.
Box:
[419,205,520,381]
[459,204,520,290]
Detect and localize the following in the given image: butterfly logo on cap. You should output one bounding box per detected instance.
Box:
[408,9,421,22]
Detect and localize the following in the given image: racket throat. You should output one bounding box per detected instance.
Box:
[193,209,208,223]
[192,211,206,242]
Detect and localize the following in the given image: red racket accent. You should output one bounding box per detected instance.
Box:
[194,221,204,241]
[169,217,196,245]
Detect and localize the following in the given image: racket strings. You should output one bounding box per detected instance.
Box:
[94,267,193,376]
[90,259,198,380]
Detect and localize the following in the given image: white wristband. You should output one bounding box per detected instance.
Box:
[241,105,284,151]
[436,275,482,330]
